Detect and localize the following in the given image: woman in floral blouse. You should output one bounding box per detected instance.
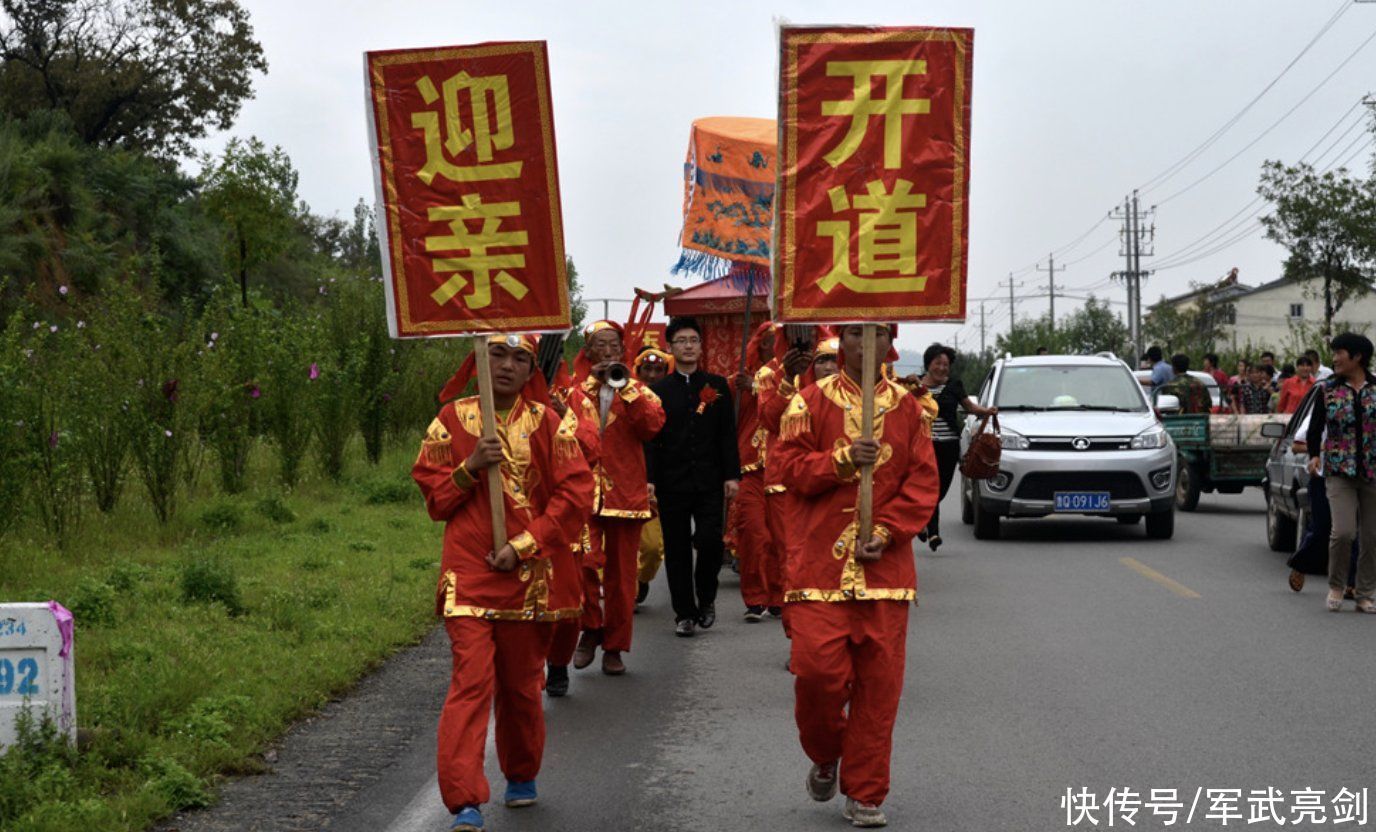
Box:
[1306,332,1376,613]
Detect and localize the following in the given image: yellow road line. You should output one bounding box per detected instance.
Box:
[1119,557,1202,599]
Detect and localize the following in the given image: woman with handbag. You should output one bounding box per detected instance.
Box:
[906,344,997,551]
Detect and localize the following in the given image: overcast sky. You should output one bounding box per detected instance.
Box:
[196,0,1376,355]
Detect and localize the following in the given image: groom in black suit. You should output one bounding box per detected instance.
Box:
[648,316,741,637]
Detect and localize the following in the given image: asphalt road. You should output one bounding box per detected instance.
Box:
[164,486,1376,832]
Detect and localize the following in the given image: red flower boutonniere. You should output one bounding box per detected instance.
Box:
[696,385,719,415]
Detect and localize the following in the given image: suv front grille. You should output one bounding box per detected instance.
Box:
[1026,437,1133,451]
[1013,471,1147,500]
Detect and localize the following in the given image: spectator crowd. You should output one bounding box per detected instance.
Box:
[1139,344,1334,415]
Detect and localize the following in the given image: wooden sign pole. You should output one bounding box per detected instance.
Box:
[473,338,508,552]
[857,324,877,544]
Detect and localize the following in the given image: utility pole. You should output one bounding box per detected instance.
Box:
[1000,273,1025,326]
[979,301,987,354]
[1036,253,1061,333]
[1110,193,1154,359]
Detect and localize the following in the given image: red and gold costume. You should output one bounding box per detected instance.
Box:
[635,348,673,585]
[736,323,784,609]
[573,321,666,655]
[547,385,602,668]
[772,369,938,807]
[411,335,595,812]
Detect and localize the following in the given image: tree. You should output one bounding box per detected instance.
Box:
[1258,159,1376,337]
[1142,282,1231,358]
[0,0,267,157]
[1058,296,1130,356]
[199,136,300,306]
[995,296,1129,359]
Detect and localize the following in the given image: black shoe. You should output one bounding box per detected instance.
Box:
[767,606,783,618]
[675,618,696,638]
[636,581,650,604]
[744,605,766,622]
[918,529,929,542]
[546,665,569,698]
[698,604,716,629]
[928,534,943,552]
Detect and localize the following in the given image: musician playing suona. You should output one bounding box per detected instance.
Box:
[570,320,666,674]
[410,334,594,832]
[633,347,673,605]
[772,324,939,829]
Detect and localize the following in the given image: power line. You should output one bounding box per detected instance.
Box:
[1137,0,1353,193]
[1149,97,1372,269]
[1152,134,1375,273]
[1154,24,1376,206]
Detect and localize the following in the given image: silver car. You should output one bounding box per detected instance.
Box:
[960,354,1177,540]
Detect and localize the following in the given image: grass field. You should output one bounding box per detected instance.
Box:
[0,443,442,832]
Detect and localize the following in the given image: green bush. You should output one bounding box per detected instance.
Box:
[139,755,210,811]
[255,494,296,524]
[179,557,244,616]
[198,500,243,534]
[106,562,150,593]
[67,577,117,627]
[360,477,412,506]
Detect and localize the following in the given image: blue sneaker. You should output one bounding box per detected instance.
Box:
[504,779,538,808]
[450,805,483,830]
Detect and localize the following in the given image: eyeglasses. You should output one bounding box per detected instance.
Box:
[670,337,701,346]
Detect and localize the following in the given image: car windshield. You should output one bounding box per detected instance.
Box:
[995,365,1147,412]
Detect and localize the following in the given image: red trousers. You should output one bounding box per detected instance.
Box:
[766,492,790,634]
[788,601,909,806]
[549,616,580,667]
[438,617,554,811]
[584,517,643,652]
[576,564,603,632]
[737,472,781,607]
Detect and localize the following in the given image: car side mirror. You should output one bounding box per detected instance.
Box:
[1261,422,1286,439]
[1156,394,1181,413]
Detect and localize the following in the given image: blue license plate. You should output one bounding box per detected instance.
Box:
[1054,491,1111,512]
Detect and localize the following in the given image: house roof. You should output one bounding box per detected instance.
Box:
[1156,274,1253,307]
[1229,276,1296,299]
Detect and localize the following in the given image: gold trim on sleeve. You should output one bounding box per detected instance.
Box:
[509,530,539,559]
[451,461,477,490]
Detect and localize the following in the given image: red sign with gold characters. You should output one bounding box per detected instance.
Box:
[773,26,973,324]
[365,41,570,338]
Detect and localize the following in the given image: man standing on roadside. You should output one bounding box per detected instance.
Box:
[1159,354,1212,414]
[648,316,741,637]
[568,321,665,676]
[773,324,938,829]
[1147,346,1172,390]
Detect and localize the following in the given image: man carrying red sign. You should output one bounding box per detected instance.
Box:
[369,41,582,832]
[772,25,968,828]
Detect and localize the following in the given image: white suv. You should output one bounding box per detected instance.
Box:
[960,354,1177,540]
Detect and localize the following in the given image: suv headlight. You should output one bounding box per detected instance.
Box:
[1131,426,1169,450]
[1000,429,1029,450]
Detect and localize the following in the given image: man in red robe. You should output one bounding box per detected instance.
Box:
[772,324,938,829]
[757,328,827,625]
[411,334,595,832]
[545,373,602,698]
[570,320,666,675]
[735,322,783,621]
